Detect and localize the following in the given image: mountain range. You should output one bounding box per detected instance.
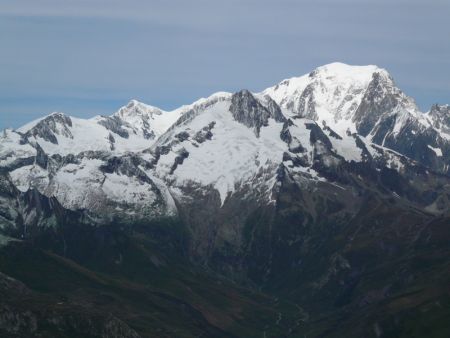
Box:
[1,62,450,338]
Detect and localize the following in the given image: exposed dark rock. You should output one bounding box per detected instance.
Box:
[282,152,309,167]
[34,143,48,169]
[352,72,400,136]
[429,104,450,132]
[305,122,333,150]
[175,131,190,142]
[230,90,284,137]
[97,116,129,139]
[296,83,317,119]
[323,125,343,140]
[154,145,171,156]
[193,122,215,144]
[280,120,293,144]
[371,111,450,175]
[170,148,189,174]
[354,135,373,161]
[142,128,155,140]
[25,113,73,144]
[99,155,154,185]
[265,96,286,123]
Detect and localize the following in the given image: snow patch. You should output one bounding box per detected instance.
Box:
[428,145,443,157]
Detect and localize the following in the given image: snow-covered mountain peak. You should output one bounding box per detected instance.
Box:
[171,92,232,116]
[115,99,164,119]
[17,112,71,134]
[427,104,450,135]
[311,62,389,84]
[158,92,232,136]
[22,112,74,144]
[262,63,388,103]
[262,63,406,136]
[110,99,185,141]
[429,104,450,118]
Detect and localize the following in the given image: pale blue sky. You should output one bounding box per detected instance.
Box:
[1,0,449,129]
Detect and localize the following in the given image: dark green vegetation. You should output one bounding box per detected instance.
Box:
[1,206,450,337]
[0,220,301,337]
